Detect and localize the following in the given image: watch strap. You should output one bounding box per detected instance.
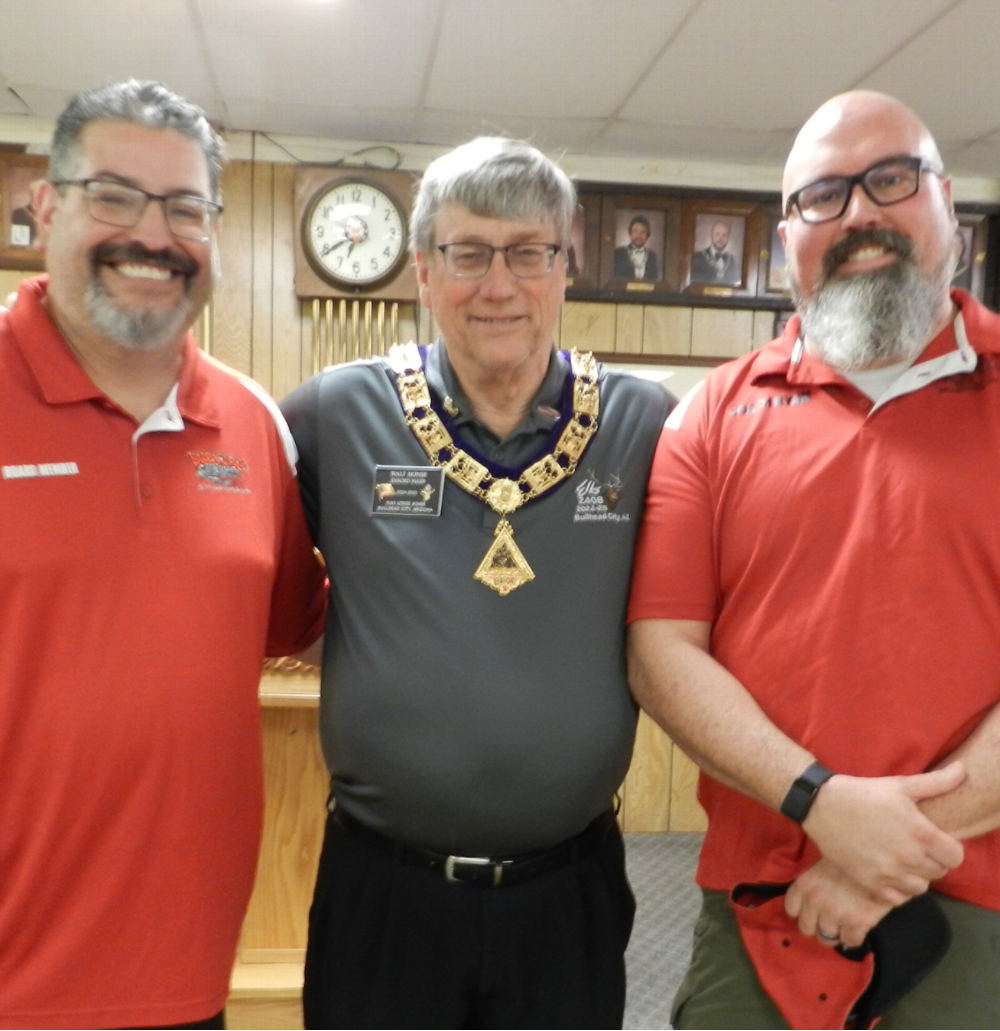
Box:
[780,761,835,824]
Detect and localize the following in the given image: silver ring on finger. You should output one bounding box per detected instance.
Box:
[817,929,840,944]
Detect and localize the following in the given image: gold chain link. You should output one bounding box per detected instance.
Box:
[388,342,599,517]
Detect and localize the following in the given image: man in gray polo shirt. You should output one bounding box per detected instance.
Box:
[281,137,672,1029]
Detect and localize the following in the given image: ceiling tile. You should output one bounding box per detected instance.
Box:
[416,110,606,150]
[943,137,1000,180]
[0,0,214,100]
[6,84,88,120]
[622,0,955,131]
[0,87,31,116]
[859,0,1000,142]
[11,82,223,126]
[0,0,993,189]
[202,0,438,110]
[596,120,794,166]
[226,99,415,144]
[425,0,698,119]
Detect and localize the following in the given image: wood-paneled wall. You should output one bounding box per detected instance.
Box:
[559,300,776,357]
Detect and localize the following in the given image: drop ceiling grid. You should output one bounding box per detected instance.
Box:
[0,0,992,177]
[620,0,958,131]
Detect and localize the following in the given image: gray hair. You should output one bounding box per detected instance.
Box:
[410,137,576,254]
[49,80,225,201]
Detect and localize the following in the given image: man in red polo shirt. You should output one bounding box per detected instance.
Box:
[0,81,325,1029]
[629,91,1000,1029]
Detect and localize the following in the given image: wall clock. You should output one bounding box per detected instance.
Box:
[303,177,406,288]
[294,167,418,301]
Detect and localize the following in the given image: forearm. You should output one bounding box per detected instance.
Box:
[628,618,965,901]
[627,619,815,811]
[922,701,1000,839]
[789,704,1000,947]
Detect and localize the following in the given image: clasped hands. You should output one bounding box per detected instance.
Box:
[784,762,966,948]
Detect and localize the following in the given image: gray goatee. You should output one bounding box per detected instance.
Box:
[797,229,948,371]
[85,241,201,352]
[85,278,194,352]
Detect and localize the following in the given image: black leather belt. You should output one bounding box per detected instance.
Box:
[331,807,616,888]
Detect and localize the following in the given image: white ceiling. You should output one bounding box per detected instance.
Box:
[0,0,997,183]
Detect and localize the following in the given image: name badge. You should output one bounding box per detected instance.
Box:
[371,465,444,517]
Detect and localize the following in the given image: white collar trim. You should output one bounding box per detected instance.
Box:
[869,311,976,413]
[132,382,184,442]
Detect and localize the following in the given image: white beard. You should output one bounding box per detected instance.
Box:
[796,231,953,371]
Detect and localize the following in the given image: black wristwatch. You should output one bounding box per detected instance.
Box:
[780,761,835,824]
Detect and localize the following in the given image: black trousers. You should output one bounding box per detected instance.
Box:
[303,811,635,1029]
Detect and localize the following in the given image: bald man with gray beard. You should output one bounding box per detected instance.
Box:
[628,91,1000,1029]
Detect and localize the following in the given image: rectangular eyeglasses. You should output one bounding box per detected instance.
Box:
[784,156,942,225]
[437,242,562,278]
[52,178,223,241]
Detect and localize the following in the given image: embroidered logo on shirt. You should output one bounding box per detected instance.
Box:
[728,393,810,417]
[573,470,630,524]
[2,461,79,479]
[187,451,251,494]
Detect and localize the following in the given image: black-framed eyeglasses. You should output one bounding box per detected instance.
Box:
[437,242,562,279]
[52,178,223,241]
[784,156,943,224]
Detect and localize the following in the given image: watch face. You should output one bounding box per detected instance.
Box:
[304,179,408,287]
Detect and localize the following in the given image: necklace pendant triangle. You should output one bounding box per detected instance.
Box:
[474,519,535,596]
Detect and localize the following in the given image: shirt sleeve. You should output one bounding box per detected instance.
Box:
[264,435,327,658]
[627,378,719,624]
[280,374,322,545]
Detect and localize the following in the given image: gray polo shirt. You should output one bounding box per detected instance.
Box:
[281,344,672,855]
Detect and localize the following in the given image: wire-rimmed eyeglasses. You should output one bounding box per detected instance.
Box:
[437,242,562,279]
[52,178,223,241]
[784,156,943,225]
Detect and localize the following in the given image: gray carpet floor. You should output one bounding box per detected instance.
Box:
[623,833,704,1031]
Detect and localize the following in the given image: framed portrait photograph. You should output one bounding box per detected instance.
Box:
[681,200,761,299]
[599,194,681,295]
[1,154,47,271]
[952,214,988,301]
[564,192,601,293]
[759,209,792,297]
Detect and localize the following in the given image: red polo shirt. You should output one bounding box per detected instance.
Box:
[629,291,1000,1026]
[0,277,325,1029]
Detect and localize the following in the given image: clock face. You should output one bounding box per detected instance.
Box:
[304,179,408,288]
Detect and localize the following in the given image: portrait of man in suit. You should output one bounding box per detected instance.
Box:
[613,212,662,281]
[690,216,743,286]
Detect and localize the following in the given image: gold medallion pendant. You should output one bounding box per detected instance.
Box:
[474,519,535,595]
[389,343,599,595]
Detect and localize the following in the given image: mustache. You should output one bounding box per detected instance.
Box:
[821,228,914,281]
[89,241,200,278]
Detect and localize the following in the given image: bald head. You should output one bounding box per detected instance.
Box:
[783,91,943,208]
[779,91,958,370]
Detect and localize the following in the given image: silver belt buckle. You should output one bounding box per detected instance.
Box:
[444,854,507,886]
